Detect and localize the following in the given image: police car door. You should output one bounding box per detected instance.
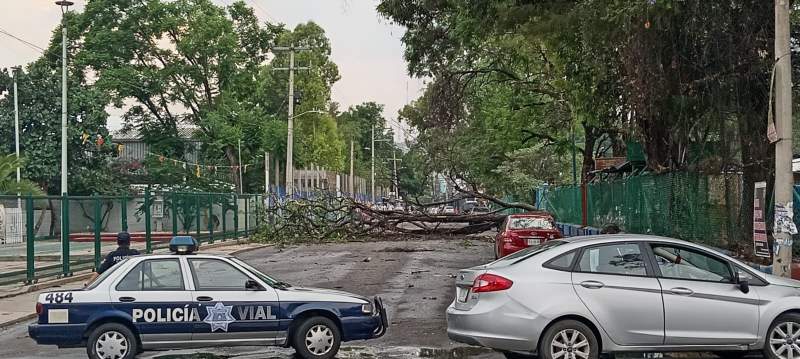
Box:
[187,257,282,345]
[111,258,194,348]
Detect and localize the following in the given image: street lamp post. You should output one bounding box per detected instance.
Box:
[56,1,73,196]
[13,67,21,208]
[55,0,73,275]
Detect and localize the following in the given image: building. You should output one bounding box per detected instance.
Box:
[111,127,202,163]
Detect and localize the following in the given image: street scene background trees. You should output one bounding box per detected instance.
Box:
[377,0,800,246]
[0,0,401,197]
[2,0,798,249]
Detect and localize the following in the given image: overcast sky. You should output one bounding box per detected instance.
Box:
[0,0,423,142]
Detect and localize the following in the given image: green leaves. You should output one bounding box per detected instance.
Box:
[68,0,350,191]
[0,155,44,196]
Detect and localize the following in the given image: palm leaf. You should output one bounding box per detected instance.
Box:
[0,154,44,196]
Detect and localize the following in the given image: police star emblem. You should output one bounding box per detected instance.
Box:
[203,302,236,332]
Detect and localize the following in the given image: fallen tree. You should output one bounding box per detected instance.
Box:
[256,187,542,244]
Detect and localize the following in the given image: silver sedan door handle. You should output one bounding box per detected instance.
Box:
[580,280,605,289]
[669,287,694,296]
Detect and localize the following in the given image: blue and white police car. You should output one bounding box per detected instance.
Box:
[28,237,388,359]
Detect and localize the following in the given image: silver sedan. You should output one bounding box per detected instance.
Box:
[447,234,800,359]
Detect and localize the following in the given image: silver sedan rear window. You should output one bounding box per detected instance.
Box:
[491,240,566,266]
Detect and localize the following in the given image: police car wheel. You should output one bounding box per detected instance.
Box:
[86,323,138,359]
[292,316,341,359]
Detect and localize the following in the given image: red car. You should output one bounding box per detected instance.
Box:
[494,212,562,258]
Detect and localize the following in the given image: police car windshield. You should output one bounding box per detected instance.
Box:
[230,258,290,288]
[85,258,129,290]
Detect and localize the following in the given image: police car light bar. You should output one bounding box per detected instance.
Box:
[169,236,199,254]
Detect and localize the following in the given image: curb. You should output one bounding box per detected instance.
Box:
[0,272,94,300]
[0,313,37,330]
[229,243,272,256]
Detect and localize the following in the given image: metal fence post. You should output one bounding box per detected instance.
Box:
[120,194,128,232]
[93,194,101,269]
[25,195,35,284]
[233,194,239,240]
[208,193,214,244]
[144,189,152,254]
[171,192,178,237]
[222,195,227,241]
[254,195,260,228]
[244,195,250,237]
[195,194,201,243]
[61,193,70,276]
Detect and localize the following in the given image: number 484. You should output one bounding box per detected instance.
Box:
[45,292,73,304]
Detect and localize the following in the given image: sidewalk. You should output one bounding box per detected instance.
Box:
[0,239,269,328]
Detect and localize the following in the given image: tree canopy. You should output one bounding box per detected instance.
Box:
[0,0,402,195]
[378,0,788,240]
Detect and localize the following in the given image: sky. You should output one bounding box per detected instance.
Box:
[0,0,424,143]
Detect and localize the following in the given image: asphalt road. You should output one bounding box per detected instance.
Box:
[0,237,502,359]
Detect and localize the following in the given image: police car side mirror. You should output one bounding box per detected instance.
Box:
[245,279,264,291]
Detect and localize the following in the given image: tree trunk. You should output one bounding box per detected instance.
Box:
[48,198,57,237]
[581,124,598,184]
[274,157,281,191]
[223,145,241,193]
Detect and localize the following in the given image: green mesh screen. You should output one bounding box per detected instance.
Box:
[543,172,742,248]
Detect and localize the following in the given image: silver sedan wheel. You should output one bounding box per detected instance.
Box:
[305,324,334,355]
[771,322,800,359]
[551,329,590,359]
[94,330,128,359]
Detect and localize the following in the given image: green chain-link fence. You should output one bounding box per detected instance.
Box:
[543,172,743,248]
[0,191,264,286]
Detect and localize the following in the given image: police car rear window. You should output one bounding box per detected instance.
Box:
[117,259,184,291]
[85,258,129,290]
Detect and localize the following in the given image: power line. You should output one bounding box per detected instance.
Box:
[385,117,414,138]
[0,27,45,53]
[244,0,276,23]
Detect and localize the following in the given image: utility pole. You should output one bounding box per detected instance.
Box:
[392,148,398,198]
[773,0,793,277]
[349,140,354,197]
[368,125,391,203]
[273,45,309,198]
[371,124,375,203]
[13,67,21,208]
[386,148,402,198]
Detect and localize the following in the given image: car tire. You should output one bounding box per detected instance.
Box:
[539,320,599,359]
[764,313,800,359]
[86,323,138,359]
[292,316,341,359]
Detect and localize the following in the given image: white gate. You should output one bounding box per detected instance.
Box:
[0,204,25,245]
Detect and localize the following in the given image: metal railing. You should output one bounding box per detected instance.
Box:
[0,191,265,286]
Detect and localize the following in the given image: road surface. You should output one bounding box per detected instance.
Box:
[0,237,503,359]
